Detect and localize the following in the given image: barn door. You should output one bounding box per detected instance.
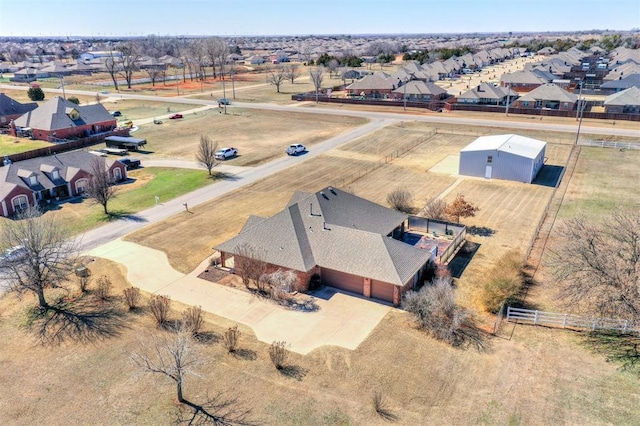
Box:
[485,165,492,179]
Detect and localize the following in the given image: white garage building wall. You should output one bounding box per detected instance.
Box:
[458,134,546,184]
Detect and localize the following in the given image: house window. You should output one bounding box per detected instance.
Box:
[487,156,493,164]
[112,167,122,181]
[52,170,60,180]
[29,176,37,186]
[75,178,88,194]
[12,195,29,212]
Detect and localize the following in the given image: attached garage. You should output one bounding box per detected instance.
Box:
[371,279,395,302]
[459,134,546,183]
[321,267,364,295]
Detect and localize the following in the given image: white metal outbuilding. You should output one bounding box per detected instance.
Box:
[458,134,546,183]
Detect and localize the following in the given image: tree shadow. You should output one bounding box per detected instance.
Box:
[174,392,260,426]
[194,331,219,345]
[278,364,308,381]
[583,331,640,376]
[27,294,128,345]
[100,210,148,223]
[233,348,257,361]
[278,296,320,313]
[448,241,481,279]
[211,171,240,181]
[466,226,495,237]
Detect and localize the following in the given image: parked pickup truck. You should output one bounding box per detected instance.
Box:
[215,147,238,160]
[285,144,306,155]
[118,157,141,170]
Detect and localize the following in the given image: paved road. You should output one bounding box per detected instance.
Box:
[2,84,638,138]
[79,117,395,251]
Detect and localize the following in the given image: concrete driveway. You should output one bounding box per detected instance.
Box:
[89,240,391,355]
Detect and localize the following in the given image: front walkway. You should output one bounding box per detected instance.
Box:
[89,240,391,355]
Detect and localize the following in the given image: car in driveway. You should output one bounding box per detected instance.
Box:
[215,147,238,160]
[218,98,231,105]
[286,144,306,155]
[111,110,122,117]
[0,245,27,263]
[118,157,141,170]
[169,113,183,119]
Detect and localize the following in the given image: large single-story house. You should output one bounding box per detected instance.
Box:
[456,83,519,106]
[603,86,640,114]
[0,150,127,217]
[499,70,550,92]
[389,80,448,101]
[12,96,116,142]
[345,72,396,98]
[511,83,577,111]
[459,134,546,183]
[216,187,438,305]
[0,93,37,127]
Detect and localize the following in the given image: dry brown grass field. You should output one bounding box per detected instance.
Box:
[133,107,366,166]
[2,121,640,424]
[1,257,638,425]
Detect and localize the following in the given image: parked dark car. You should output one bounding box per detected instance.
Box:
[218,98,231,105]
[111,111,122,117]
[118,157,141,170]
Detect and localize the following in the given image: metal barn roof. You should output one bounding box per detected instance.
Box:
[460,134,546,159]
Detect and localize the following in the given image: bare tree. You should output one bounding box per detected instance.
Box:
[309,67,324,103]
[130,327,200,403]
[149,295,172,326]
[284,64,300,84]
[117,41,142,89]
[234,244,267,292]
[104,50,121,91]
[123,287,141,310]
[549,210,640,320]
[223,325,240,353]
[266,65,287,93]
[268,341,290,370]
[195,135,219,176]
[181,306,204,337]
[386,188,414,214]
[403,277,473,347]
[85,158,117,215]
[421,198,448,220]
[0,207,79,310]
[445,194,479,223]
[327,58,339,77]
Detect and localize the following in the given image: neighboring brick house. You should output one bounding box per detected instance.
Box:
[499,70,550,92]
[456,83,519,105]
[216,187,436,306]
[0,93,37,127]
[390,80,449,101]
[0,150,126,217]
[511,83,577,111]
[12,96,116,142]
[604,87,640,114]
[345,72,396,98]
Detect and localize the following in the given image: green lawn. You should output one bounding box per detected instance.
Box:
[0,134,52,156]
[47,167,214,234]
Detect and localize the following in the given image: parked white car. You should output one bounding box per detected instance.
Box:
[215,147,238,160]
[286,144,306,155]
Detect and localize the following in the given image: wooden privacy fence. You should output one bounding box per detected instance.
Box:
[506,307,639,334]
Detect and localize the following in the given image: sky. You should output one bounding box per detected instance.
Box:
[0,0,638,37]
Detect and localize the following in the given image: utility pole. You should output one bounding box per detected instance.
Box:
[59,77,66,99]
[231,66,236,100]
[505,84,511,116]
[574,82,586,146]
[575,80,584,121]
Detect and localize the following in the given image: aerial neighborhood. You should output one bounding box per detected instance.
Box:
[0,12,639,425]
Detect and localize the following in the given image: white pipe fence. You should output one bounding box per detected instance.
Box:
[506,307,638,335]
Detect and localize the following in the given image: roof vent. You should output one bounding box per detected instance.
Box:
[323,222,330,231]
[320,191,329,200]
[329,187,337,195]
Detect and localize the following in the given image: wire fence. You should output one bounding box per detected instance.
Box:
[332,129,436,189]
